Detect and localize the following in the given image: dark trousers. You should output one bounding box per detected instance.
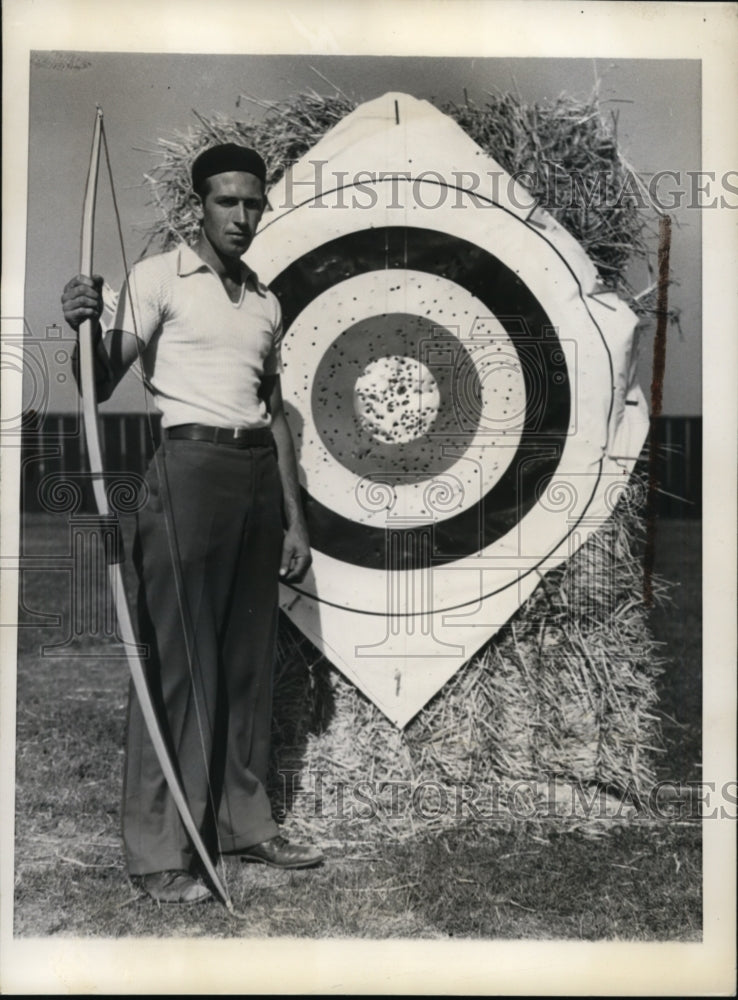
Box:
[123,437,282,875]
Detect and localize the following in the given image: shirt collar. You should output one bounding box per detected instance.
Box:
[175,243,267,296]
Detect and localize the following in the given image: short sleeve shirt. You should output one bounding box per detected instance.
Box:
[111,244,283,429]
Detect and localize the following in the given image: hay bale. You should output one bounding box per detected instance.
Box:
[141,88,667,838]
[142,88,662,317]
[268,490,666,842]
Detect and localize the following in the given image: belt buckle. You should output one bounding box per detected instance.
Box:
[232,427,245,442]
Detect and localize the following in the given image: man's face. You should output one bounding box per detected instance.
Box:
[198,171,265,259]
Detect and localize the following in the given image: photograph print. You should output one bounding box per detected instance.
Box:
[1,2,735,996]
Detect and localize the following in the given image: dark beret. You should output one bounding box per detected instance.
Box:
[191,143,267,191]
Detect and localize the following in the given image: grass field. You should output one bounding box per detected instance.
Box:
[12,513,701,939]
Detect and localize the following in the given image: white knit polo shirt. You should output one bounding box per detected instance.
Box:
[111,243,283,429]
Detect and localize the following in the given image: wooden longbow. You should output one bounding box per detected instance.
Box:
[77,107,232,910]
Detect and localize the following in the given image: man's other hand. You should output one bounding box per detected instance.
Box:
[279,523,312,583]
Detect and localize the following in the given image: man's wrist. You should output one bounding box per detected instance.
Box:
[284,512,308,533]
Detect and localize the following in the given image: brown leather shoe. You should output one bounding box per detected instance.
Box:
[239,835,324,869]
[139,870,213,904]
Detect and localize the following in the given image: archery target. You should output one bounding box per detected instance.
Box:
[245,92,648,725]
[257,183,610,614]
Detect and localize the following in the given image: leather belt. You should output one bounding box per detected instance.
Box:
[166,424,274,448]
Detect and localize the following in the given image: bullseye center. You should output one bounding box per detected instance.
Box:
[353,355,441,444]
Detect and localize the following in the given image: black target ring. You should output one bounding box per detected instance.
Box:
[271,226,571,571]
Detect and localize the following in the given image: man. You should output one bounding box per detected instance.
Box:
[62,144,323,904]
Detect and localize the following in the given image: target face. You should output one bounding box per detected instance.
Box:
[248,93,648,726]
